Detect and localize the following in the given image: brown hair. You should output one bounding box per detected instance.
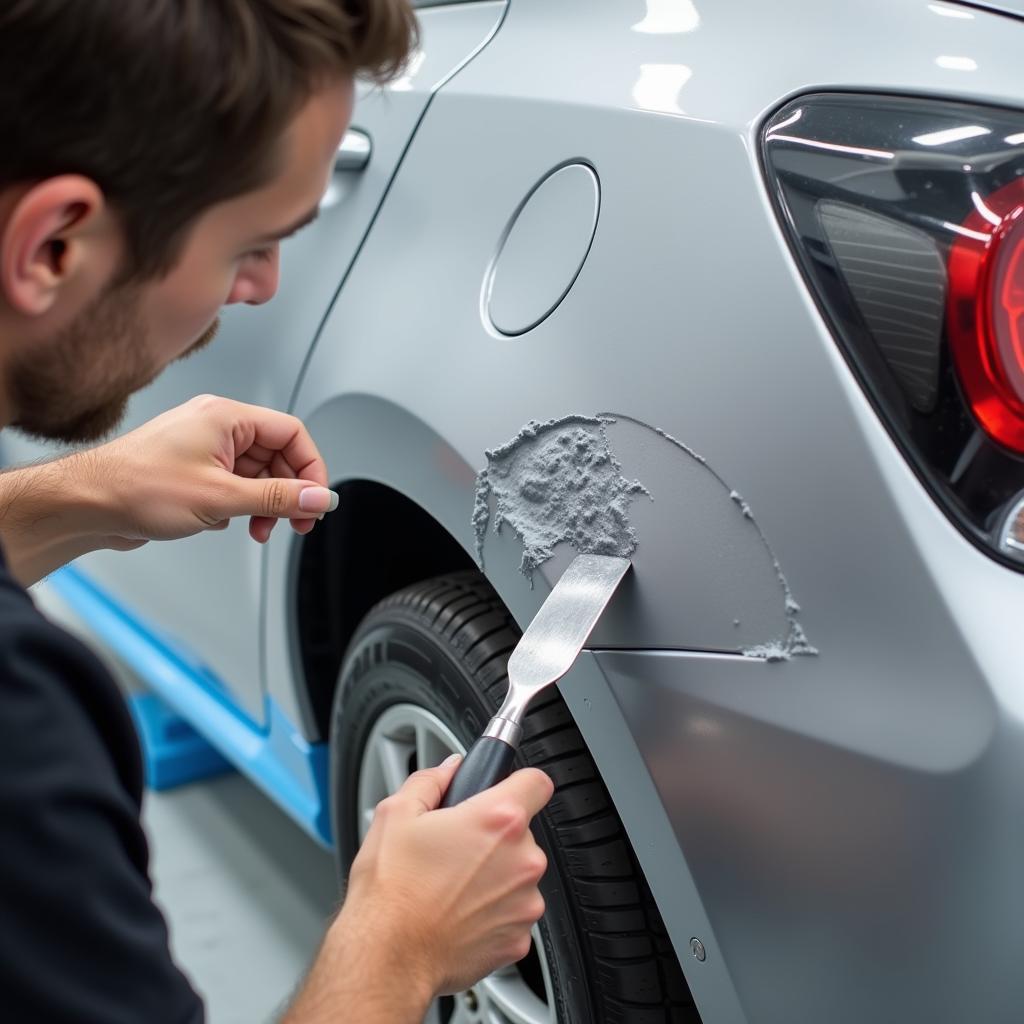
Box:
[0,0,418,279]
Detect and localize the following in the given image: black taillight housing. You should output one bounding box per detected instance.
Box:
[762,93,1024,569]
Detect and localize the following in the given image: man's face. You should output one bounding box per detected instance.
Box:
[8,77,354,443]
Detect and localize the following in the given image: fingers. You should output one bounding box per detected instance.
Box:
[215,473,339,525]
[466,767,554,820]
[392,755,463,816]
[206,398,336,536]
[207,397,328,487]
[390,762,552,826]
[249,516,277,544]
[234,447,304,483]
[169,397,335,540]
[249,511,316,544]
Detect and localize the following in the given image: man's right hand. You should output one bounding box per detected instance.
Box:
[283,755,554,1022]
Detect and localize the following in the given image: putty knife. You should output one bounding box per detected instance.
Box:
[442,554,631,807]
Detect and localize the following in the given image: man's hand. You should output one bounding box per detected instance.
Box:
[90,394,337,546]
[284,756,554,1022]
[0,394,338,586]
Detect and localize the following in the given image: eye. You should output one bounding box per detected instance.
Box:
[242,245,275,264]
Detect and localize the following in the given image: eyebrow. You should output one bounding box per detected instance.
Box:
[253,204,321,245]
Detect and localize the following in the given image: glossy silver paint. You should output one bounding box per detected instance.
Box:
[960,0,1024,18]
[334,129,372,172]
[267,1,1024,1019]
[484,161,600,336]
[9,0,1024,1020]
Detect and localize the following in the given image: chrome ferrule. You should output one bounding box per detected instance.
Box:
[482,715,523,747]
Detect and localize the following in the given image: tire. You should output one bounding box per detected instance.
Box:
[330,571,700,1024]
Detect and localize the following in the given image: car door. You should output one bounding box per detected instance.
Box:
[0,0,507,725]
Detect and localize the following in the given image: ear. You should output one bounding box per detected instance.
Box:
[0,175,110,316]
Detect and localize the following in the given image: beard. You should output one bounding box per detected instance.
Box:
[179,317,220,360]
[9,285,221,445]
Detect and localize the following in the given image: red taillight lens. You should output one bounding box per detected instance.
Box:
[763,93,1024,568]
[947,182,1024,453]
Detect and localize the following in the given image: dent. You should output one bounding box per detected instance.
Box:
[473,414,817,661]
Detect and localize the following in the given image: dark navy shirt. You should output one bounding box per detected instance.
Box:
[0,549,203,1023]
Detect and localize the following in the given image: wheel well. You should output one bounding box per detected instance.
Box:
[294,479,476,739]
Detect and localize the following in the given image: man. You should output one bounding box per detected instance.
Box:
[0,2,553,1021]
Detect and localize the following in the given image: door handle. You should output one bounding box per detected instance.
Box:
[335,128,371,172]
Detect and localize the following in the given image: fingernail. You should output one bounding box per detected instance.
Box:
[298,487,340,513]
[441,753,462,767]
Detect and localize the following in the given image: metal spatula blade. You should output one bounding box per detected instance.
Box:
[441,555,631,807]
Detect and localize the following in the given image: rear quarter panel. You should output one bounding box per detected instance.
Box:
[268,1,1024,1020]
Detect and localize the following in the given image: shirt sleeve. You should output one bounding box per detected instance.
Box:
[0,612,204,1024]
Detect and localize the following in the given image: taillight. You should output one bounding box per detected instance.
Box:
[763,94,1024,569]
[947,182,1024,452]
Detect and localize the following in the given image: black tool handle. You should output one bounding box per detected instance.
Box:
[441,736,517,807]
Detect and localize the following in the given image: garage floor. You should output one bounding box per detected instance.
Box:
[33,581,342,1024]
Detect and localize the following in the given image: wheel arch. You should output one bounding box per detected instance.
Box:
[267,393,483,741]
[294,477,476,739]
[270,392,560,742]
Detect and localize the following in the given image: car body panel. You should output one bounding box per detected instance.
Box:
[597,648,1019,1024]
[957,0,1024,20]
[264,0,1024,1019]
[283,0,1024,658]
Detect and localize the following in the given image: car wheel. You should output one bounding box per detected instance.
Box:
[331,571,699,1023]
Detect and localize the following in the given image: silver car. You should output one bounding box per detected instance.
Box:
[8,0,1024,1020]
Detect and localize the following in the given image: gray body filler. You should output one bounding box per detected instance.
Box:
[271,2,1024,1020]
[472,414,816,660]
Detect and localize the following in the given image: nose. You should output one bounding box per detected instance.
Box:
[226,246,281,306]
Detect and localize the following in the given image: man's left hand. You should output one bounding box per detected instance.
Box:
[0,394,338,587]
[92,394,337,547]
